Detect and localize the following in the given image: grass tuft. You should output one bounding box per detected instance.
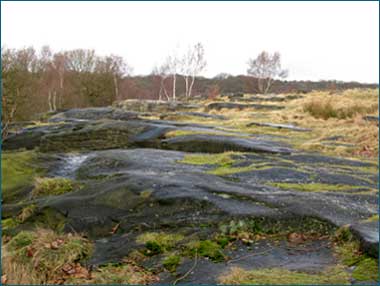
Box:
[303,97,377,120]
[271,182,364,192]
[2,228,93,284]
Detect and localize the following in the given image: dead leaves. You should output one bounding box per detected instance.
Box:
[62,263,90,279]
[43,238,65,250]
[47,263,90,284]
[287,232,307,244]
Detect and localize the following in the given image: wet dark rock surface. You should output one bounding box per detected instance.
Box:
[114,99,201,113]
[7,148,377,261]
[247,122,312,132]
[49,107,140,122]
[3,105,378,284]
[363,115,379,124]
[159,239,336,284]
[161,134,294,154]
[160,111,227,120]
[229,94,303,103]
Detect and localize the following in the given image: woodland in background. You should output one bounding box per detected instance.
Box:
[2,46,377,122]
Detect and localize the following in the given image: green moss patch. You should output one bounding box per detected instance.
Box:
[180,152,273,176]
[180,152,236,166]
[31,177,77,198]
[186,240,225,262]
[219,266,350,284]
[1,150,43,202]
[208,164,272,176]
[136,232,184,255]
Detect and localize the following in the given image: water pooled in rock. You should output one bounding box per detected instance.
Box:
[53,153,91,178]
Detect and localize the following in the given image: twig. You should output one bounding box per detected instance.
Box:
[226,247,274,264]
[284,241,331,253]
[173,250,198,285]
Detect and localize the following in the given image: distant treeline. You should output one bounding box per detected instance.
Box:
[125,75,378,100]
[1,46,378,122]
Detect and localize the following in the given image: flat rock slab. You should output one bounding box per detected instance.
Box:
[247,122,311,132]
[3,118,247,152]
[160,111,227,120]
[231,95,303,103]
[363,115,379,124]
[114,99,201,113]
[49,107,140,122]
[161,134,294,154]
[206,102,284,111]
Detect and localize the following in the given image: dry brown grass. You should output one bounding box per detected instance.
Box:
[156,88,378,159]
[2,228,93,284]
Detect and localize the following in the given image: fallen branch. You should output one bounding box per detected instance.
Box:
[226,246,274,264]
[173,250,198,285]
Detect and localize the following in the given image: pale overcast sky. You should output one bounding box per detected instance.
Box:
[2,1,379,83]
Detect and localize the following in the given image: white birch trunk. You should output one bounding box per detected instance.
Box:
[172,74,176,101]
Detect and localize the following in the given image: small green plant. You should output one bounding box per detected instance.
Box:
[145,241,163,256]
[163,254,181,272]
[219,219,262,236]
[215,235,231,248]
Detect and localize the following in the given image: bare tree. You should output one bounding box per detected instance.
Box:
[214,73,231,80]
[165,54,179,101]
[247,51,288,94]
[180,42,207,99]
[96,55,132,100]
[152,64,170,101]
